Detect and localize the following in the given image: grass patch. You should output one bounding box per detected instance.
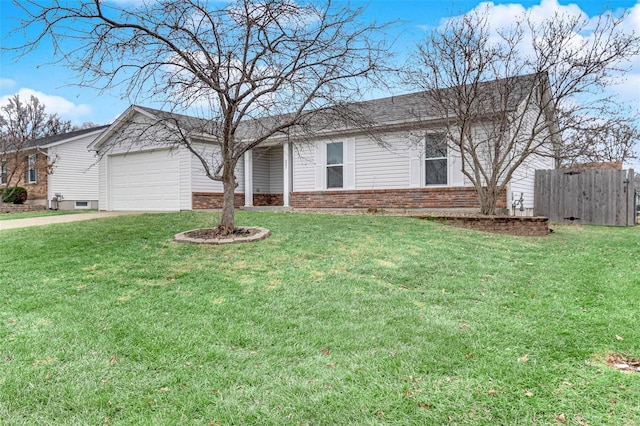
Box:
[1,212,639,424]
[0,209,92,221]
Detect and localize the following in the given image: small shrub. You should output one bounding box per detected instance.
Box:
[2,187,28,204]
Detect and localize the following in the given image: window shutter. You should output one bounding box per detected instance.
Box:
[314,142,324,190]
[409,146,421,187]
[344,138,356,189]
[449,150,463,186]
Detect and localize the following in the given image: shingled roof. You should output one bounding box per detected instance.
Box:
[94,72,546,148]
[23,125,110,149]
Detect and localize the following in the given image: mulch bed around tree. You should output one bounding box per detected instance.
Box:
[183,227,261,239]
[173,226,271,245]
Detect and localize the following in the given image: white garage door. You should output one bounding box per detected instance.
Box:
[110,150,181,211]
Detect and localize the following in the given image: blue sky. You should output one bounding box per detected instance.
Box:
[1,0,639,127]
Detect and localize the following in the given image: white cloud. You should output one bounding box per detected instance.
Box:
[608,72,640,103]
[433,1,640,102]
[527,0,586,25]
[0,78,16,90]
[0,88,92,122]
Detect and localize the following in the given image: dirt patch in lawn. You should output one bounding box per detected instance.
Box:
[606,353,640,374]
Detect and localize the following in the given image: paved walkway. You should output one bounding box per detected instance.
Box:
[0,211,149,231]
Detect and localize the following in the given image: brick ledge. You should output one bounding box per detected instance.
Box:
[416,214,550,236]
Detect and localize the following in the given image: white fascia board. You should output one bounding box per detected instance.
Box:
[41,128,108,149]
[88,105,160,151]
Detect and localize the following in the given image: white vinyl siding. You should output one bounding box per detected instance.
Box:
[269,147,284,193]
[508,103,556,212]
[292,143,316,192]
[510,152,554,210]
[190,143,245,193]
[250,146,283,194]
[48,133,100,203]
[253,148,270,193]
[179,147,192,210]
[291,132,475,193]
[355,134,411,189]
[98,156,107,211]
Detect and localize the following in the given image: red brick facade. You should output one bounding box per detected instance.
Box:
[191,188,507,210]
[0,151,49,206]
[192,192,245,209]
[289,187,506,210]
[253,193,283,206]
[191,192,284,208]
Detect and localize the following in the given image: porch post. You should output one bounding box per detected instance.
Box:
[244,150,253,207]
[283,141,290,207]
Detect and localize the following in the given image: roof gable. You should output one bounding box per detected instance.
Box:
[90,73,550,149]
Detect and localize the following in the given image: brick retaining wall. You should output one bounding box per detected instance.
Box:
[1,203,47,213]
[425,215,550,236]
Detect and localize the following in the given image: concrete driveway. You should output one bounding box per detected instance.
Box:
[0,211,149,231]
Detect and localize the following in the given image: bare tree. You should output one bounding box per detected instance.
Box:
[406,7,640,215]
[558,115,638,168]
[0,94,73,204]
[11,0,393,232]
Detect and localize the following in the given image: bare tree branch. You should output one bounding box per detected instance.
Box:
[0,94,74,205]
[9,0,395,232]
[405,6,640,214]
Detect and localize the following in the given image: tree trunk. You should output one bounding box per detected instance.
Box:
[217,162,237,234]
[478,186,498,215]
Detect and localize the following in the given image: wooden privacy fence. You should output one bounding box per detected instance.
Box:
[534,169,636,226]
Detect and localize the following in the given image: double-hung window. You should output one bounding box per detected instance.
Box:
[425,134,447,185]
[326,142,343,189]
[0,162,6,185]
[27,155,37,183]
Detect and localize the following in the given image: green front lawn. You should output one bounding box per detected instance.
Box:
[0,209,91,221]
[1,212,638,424]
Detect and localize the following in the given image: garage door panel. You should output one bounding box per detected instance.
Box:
[109,150,181,211]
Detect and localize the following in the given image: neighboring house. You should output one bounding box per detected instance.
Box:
[0,126,108,209]
[90,75,556,214]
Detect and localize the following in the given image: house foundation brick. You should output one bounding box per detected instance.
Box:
[290,187,506,210]
[192,192,245,209]
[253,193,283,206]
